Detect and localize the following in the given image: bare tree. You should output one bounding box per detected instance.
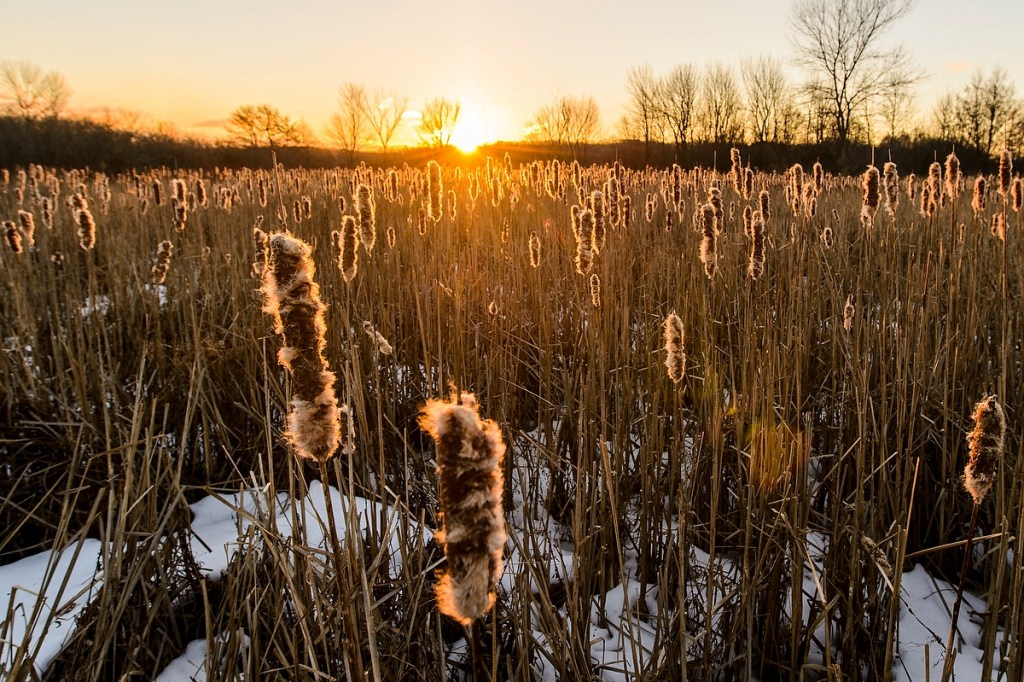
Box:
[656,64,700,157]
[954,69,1019,160]
[741,56,789,143]
[698,63,743,144]
[877,63,917,142]
[790,0,918,150]
[624,65,662,163]
[417,97,461,148]
[325,83,372,157]
[532,95,600,157]
[0,61,72,118]
[365,90,409,158]
[931,92,958,141]
[227,104,310,147]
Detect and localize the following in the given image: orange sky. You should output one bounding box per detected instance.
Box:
[4,0,1023,146]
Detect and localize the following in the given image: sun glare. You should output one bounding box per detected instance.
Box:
[450,104,490,153]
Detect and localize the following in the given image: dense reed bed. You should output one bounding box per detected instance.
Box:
[0,155,1021,680]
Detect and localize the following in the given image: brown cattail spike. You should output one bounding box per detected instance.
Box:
[419,393,506,625]
[861,166,880,227]
[260,233,342,463]
[964,395,1005,505]
[998,149,1012,197]
[355,183,376,252]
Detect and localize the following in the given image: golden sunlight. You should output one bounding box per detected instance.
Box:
[450,103,490,153]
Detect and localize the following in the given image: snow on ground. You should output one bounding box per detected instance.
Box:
[0,472,1008,681]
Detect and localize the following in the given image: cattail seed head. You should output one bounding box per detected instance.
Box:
[589,273,601,308]
[151,239,174,284]
[699,204,718,280]
[528,231,541,269]
[883,162,899,219]
[945,153,961,200]
[963,395,1005,505]
[843,295,854,332]
[813,161,824,194]
[362,321,393,355]
[426,161,443,222]
[418,392,506,625]
[172,197,187,232]
[742,205,753,237]
[575,209,596,275]
[998,149,1012,197]
[334,215,359,283]
[252,223,269,279]
[821,225,834,249]
[16,211,35,249]
[260,232,341,463]
[77,208,96,250]
[589,190,606,252]
[663,311,686,383]
[991,213,1006,241]
[748,210,765,280]
[386,225,396,248]
[355,183,377,252]
[758,189,770,223]
[972,175,987,216]
[3,220,21,254]
[861,166,879,227]
[1011,177,1023,213]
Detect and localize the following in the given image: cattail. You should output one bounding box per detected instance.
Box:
[252,224,269,279]
[151,239,174,284]
[41,197,53,229]
[302,195,312,220]
[803,184,817,218]
[418,392,506,625]
[1011,177,1023,213]
[528,231,541,268]
[258,177,268,207]
[172,178,187,205]
[906,174,916,201]
[589,190,606,252]
[387,169,399,202]
[3,220,21,253]
[730,148,742,192]
[605,177,620,228]
[386,225,397,248]
[644,194,655,223]
[334,215,359,283]
[575,208,596,275]
[861,166,879,228]
[620,195,632,230]
[426,161,443,222]
[972,175,986,216]
[998,149,1012,197]
[991,213,1006,241]
[77,208,96,250]
[589,273,601,308]
[843,295,854,332]
[813,161,824,194]
[945,152,960,200]
[789,164,804,215]
[260,232,341,463]
[488,301,498,316]
[152,179,163,206]
[196,179,208,207]
[663,311,686,383]
[963,395,1005,505]
[708,186,724,225]
[742,205,753,237]
[172,197,187,232]
[362,321,393,355]
[821,225,834,249]
[17,211,35,249]
[355,183,376,252]
[292,199,303,224]
[927,162,943,210]
[919,183,934,219]
[699,204,718,280]
[883,162,899,219]
[758,189,770,223]
[665,208,674,232]
[748,210,765,280]
[50,252,64,270]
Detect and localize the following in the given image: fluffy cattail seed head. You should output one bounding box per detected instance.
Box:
[945,153,961,199]
[1011,177,1023,213]
[419,393,506,625]
[77,208,96,250]
[334,215,359,283]
[972,175,987,216]
[574,208,596,275]
[151,239,174,284]
[426,161,443,222]
[528,231,541,268]
[3,220,21,254]
[663,311,686,383]
[748,210,765,280]
[759,189,770,223]
[883,162,899,219]
[589,273,601,308]
[861,166,879,227]
[964,395,1005,505]
[998,149,1012,197]
[699,204,718,280]
[17,211,35,249]
[843,295,854,332]
[260,232,341,463]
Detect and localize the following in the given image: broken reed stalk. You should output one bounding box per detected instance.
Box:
[941,395,1006,682]
[418,392,506,626]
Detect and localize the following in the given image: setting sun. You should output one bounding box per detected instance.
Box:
[450,103,491,153]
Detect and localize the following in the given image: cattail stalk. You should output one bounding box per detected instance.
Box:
[419,393,506,625]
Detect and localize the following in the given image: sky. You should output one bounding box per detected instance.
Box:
[3,0,1023,146]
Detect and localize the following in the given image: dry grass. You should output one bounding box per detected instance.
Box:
[0,159,1022,681]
